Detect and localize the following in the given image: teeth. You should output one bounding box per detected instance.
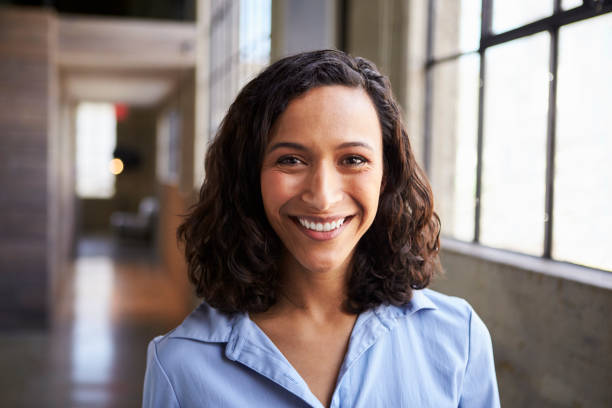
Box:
[298,217,346,232]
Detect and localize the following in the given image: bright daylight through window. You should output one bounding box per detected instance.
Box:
[76,102,117,199]
[426,0,612,272]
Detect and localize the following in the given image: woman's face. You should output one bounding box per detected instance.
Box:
[260,85,384,275]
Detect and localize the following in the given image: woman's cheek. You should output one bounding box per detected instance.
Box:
[261,170,302,208]
[352,171,383,197]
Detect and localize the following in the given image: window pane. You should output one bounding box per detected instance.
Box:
[239,0,271,87]
[481,32,550,255]
[492,0,553,34]
[156,108,181,185]
[554,13,612,271]
[76,102,117,198]
[430,54,480,241]
[209,0,240,139]
[433,0,481,58]
[562,0,582,10]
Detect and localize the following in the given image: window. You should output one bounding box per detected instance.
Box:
[554,12,612,271]
[425,0,612,272]
[238,0,272,89]
[75,102,117,199]
[208,0,271,140]
[157,108,181,185]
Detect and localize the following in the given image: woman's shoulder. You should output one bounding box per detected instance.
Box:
[387,288,476,321]
[149,301,239,364]
[417,288,475,320]
[406,290,499,406]
[143,303,260,407]
[386,288,492,346]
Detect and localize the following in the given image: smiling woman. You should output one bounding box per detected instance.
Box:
[143,50,500,408]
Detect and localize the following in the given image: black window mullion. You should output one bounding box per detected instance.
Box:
[544,20,560,259]
[423,0,436,176]
[481,1,612,48]
[474,0,492,243]
[473,55,485,244]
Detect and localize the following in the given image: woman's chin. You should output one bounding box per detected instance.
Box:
[305,262,342,274]
[292,251,352,275]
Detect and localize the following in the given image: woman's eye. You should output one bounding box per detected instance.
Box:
[342,155,368,166]
[277,156,303,166]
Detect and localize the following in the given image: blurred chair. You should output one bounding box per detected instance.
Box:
[110,196,159,241]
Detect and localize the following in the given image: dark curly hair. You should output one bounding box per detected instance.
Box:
[177,49,441,314]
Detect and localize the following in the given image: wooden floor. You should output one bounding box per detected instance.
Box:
[0,235,190,408]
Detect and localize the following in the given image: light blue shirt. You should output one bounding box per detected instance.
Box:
[142,289,500,407]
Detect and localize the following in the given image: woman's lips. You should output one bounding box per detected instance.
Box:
[290,215,354,241]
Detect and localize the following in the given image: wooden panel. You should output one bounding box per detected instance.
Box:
[0,148,48,205]
[0,240,48,329]
[0,241,46,277]
[0,129,47,150]
[0,7,53,329]
[0,9,51,58]
[0,211,47,241]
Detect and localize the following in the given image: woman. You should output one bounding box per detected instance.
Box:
[143,50,500,408]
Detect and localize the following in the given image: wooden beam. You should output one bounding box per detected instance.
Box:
[58,15,196,70]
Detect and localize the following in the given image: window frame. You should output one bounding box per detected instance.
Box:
[423,0,612,273]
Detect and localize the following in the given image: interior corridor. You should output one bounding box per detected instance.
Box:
[0,236,189,408]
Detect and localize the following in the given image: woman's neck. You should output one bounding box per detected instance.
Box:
[273,253,354,323]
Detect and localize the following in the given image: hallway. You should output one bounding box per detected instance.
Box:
[0,236,189,408]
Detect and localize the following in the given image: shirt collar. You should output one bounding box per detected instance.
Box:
[169,289,438,344]
[366,289,436,332]
[168,301,238,343]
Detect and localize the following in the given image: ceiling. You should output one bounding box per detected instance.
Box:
[63,72,181,107]
[58,14,196,107]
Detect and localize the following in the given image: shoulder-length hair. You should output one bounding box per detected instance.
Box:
[178,49,440,314]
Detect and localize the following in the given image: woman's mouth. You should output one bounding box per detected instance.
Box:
[298,217,345,232]
[290,215,354,240]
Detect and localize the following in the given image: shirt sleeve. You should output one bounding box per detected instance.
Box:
[458,308,501,408]
[142,339,181,408]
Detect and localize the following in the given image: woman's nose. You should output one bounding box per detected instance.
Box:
[301,162,343,211]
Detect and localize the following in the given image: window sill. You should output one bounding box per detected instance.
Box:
[440,237,612,291]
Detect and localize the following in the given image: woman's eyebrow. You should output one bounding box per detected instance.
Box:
[336,141,374,151]
[267,141,374,153]
[267,142,307,153]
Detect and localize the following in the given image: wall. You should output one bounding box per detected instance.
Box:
[115,107,158,208]
[156,72,197,311]
[77,198,115,233]
[432,245,612,407]
[346,0,408,108]
[51,99,76,303]
[341,0,423,161]
[0,7,57,329]
[157,183,192,307]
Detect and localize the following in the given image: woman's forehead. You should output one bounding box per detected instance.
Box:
[267,85,382,150]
